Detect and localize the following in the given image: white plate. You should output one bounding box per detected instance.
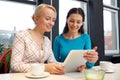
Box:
[105,69,115,73]
[25,72,50,79]
[93,66,115,73]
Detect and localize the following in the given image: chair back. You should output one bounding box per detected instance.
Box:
[0,48,12,73]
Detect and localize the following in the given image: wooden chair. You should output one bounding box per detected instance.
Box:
[0,48,12,73]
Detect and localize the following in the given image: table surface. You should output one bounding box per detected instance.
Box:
[0,63,120,80]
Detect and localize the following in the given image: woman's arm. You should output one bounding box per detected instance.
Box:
[10,32,31,73]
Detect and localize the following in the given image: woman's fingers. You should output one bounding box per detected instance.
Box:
[92,46,98,51]
[84,51,98,62]
[54,65,66,74]
[77,65,86,72]
[47,64,65,74]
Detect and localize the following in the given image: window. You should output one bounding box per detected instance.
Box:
[103,0,117,7]
[0,1,35,48]
[103,0,119,55]
[0,30,14,49]
[59,0,88,34]
[27,0,35,1]
[0,1,35,31]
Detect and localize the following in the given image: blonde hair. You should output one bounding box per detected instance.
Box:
[34,3,56,16]
[32,4,56,24]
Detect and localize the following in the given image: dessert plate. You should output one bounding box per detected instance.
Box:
[105,69,115,73]
[25,72,50,79]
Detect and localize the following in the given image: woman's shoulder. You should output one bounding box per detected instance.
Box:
[44,36,51,42]
[55,34,64,40]
[81,33,90,38]
[82,33,90,36]
[15,30,29,36]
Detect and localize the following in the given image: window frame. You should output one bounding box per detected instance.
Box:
[103,0,120,55]
[8,0,36,5]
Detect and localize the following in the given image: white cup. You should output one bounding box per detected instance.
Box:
[100,61,114,71]
[31,63,45,76]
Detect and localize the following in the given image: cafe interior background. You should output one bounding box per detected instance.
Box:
[0,0,120,68]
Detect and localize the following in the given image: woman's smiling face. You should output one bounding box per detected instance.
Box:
[67,13,83,33]
[35,7,56,32]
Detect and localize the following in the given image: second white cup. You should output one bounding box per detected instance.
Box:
[100,61,114,71]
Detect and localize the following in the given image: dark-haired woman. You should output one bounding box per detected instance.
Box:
[53,8,98,72]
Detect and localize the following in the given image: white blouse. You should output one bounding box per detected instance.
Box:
[10,30,57,73]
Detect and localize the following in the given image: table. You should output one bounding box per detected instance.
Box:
[66,63,120,80]
[0,63,120,80]
[103,63,120,80]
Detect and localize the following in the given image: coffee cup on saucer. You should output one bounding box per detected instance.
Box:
[31,63,45,76]
[100,61,114,72]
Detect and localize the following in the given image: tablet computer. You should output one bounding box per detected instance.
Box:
[63,50,93,73]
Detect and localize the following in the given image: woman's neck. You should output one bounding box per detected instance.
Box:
[30,27,44,50]
[64,32,81,39]
[33,27,44,37]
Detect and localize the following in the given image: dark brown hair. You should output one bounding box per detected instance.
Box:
[63,8,85,34]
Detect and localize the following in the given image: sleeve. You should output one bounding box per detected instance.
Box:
[10,32,31,73]
[86,62,95,68]
[53,36,61,62]
[84,34,91,49]
[84,34,95,68]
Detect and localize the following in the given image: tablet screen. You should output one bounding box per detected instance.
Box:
[63,50,93,73]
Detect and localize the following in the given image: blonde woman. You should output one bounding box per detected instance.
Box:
[10,4,65,74]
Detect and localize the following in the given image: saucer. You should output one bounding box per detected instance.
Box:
[25,72,50,79]
[105,69,115,73]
